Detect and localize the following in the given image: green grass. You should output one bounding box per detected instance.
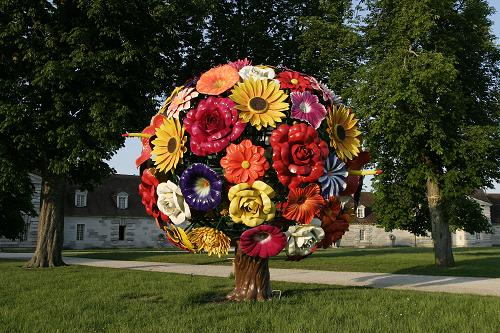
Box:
[1,260,499,333]
[66,247,500,278]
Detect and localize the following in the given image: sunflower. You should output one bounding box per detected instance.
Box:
[188,227,231,257]
[229,78,289,130]
[326,105,361,161]
[151,118,187,173]
[196,64,240,95]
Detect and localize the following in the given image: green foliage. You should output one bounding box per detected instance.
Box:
[353,0,500,234]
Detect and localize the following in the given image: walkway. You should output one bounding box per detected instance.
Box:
[2,252,500,297]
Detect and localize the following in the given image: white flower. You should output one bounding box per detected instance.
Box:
[157,181,191,225]
[285,224,325,257]
[239,65,276,81]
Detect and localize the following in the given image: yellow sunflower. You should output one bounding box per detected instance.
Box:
[229,78,289,130]
[326,105,361,161]
[151,118,187,173]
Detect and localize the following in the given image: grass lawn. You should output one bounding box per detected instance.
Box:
[66,246,500,278]
[1,260,499,333]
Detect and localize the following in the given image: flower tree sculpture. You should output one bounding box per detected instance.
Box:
[123,59,381,301]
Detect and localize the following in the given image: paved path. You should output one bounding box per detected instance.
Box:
[2,252,500,297]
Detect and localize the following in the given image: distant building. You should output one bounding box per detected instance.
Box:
[2,174,499,249]
[341,190,500,247]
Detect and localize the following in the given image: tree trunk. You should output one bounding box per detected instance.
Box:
[426,177,454,267]
[226,242,272,301]
[25,175,66,268]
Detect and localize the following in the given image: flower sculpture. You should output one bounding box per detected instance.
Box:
[124,59,380,301]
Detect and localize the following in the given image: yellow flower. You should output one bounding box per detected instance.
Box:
[188,227,231,257]
[326,105,361,161]
[229,78,289,130]
[228,181,276,227]
[163,225,195,252]
[151,118,187,173]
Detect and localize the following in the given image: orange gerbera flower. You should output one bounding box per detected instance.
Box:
[220,139,269,184]
[196,64,240,95]
[283,184,324,224]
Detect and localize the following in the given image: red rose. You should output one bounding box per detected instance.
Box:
[270,123,329,189]
[184,96,246,156]
[138,168,169,222]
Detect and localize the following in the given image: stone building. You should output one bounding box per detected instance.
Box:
[341,191,500,247]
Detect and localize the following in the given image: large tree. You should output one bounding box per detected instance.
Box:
[0,0,208,266]
[353,0,500,266]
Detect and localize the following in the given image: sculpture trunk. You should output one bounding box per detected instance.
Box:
[25,175,66,268]
[226,242,272,301]
[426,177,455,267]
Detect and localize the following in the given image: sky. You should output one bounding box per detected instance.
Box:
[108,0,500,193]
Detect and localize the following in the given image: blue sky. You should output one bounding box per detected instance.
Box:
[108,0,500,192]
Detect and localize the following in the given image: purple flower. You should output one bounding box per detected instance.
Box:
[180,163,222,211]
[290,91,327,129]
[318,154,348,198]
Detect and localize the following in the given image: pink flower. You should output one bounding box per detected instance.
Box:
[228,58,252,71]
[290,91,327,129]
[239,225,287,258]
[184,96,246,156]
[166,87,199,118]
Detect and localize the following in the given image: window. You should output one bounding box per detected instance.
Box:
[117,192,128,209]
[356,206,365,219]
[76,224,85,241]
[119,225,126,241]
[75,190,87,207]
[475,233,481,240]
[359,229,365,241]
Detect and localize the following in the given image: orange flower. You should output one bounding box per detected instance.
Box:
[196,64,240,95]
[283,184,324,224]
[317,196,350,248]
[220,139,269,184]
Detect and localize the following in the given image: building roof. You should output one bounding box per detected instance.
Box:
[65,174,149,218]
[470,189,491,204]
[487,193,500,225]
[351,192,376,225]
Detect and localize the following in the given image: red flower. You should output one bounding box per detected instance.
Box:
[239,225,287,258]
[134,114,167,167]
[138,168,169,222]
[220,139,269,184]
[277,71,312,92]
[283,184,324,224]
[270,123,329,189]
[184,96,246,156]
[342,151,371,195]
[318,196,350,248]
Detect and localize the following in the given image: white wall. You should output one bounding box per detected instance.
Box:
[64,216,162,249]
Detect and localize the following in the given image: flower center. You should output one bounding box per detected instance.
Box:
[167,137,178,153]
[296,195,307,205]
[249,97,269,113]
[194,177,211,197]
[290,78,299,85]
[214,79,224,88]
[334,124,346,141]
[254,232,270,242]
[241,160,251,169]
[299,102,311,113]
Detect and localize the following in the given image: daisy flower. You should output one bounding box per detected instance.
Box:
[290,91,327,129]
[277,71,312,92]
[165,87,199,118]
[196,64,240,95]
[220,139,269,184]
[151,118,187,173]
[326,105,361,161]
[230,78,289,130]
[239,225,287,258]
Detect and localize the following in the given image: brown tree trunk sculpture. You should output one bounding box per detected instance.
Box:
[25,175,66,268]
[226,242,272,301]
